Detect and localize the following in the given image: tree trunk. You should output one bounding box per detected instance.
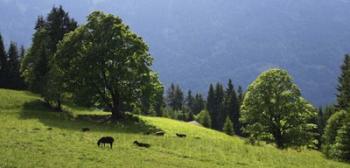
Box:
[111,106,124,121]
[110,96,124,121]
[56,99,62,112]
[273,128,284,148]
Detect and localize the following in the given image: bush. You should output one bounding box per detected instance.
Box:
[322,110,348,158]
[223,117,234,135]
[333,121,350,161]
[197,110,211,128]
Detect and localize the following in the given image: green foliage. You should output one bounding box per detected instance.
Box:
[21,6,77,110]
[241,68,317,148]
[54,11,160,120]
[333,120,350,162]
[197,110,211,128]
[323,110,349,158]
[336,54,350,110]
[223,116,234,135]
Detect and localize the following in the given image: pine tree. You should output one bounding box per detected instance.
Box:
[237,85,244,106]
[317,107,326,149]
[224,79,241,135]
[207,84,216,128]
[7,42,23,89]
[186,90,194,113]
[0,33,8,88]
[174,85,184,119]
[192,93,205,115]
[214,83,225,130]
[154,89,164,117]
[167,83,176,109]
[223,116,234,135]
[336,54,350,110]
[21,6,77,111]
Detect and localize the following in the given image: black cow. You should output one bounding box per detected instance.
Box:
[154,131,165,136]
[97,136,114,149]
[176,133,187,138]
[133,141,151,148]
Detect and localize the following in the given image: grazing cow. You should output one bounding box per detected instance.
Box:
[81,128,90,132]
[97,136,114,149]
[154,131,165,136]
[133,141,151,148]
[47,127,53,130]
[176,133,187,138]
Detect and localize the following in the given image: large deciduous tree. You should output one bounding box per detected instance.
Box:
[240,68,317,148]
[53,11,161,120]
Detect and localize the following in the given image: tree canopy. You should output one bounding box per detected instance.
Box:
[241,68,317,148]
[53,11,161,120]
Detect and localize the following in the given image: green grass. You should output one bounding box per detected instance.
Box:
[0,88,349,168]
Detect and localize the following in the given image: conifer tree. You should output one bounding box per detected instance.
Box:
[7,42,21,89]
[22,6,77,111]
[214,83,225,130]
[207,84,216,128]
[192,93,205,115]
[167,83,176,109]
[224,79,241,135]
[0,33,7,88]
[186,90,194,113]
[223,116,234,135]
[336,54,350,110]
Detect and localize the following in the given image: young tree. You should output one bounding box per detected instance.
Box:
[223,116,234,135]
[192,93,205,115]
[197,110,211,128]
[336,54,350,110]
[333,120,350,161]
[207,83,215,119]
[54,11,160,120]
[154,86,165,117]
[241,68,317,148]
[316,107,325,149]
[174,85,184,111]
[224,79,241,135]
[186,90,194,112]
[0,33,8,88]
[237,85,244,106]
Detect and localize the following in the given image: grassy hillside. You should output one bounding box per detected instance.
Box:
[0,89,349,168]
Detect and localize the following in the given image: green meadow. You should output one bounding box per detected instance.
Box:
[0,88,348,168]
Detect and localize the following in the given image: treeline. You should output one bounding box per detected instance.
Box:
[161,81,243,135]
[0,36,25,90]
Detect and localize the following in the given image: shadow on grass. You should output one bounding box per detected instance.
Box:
[19,100,159,134]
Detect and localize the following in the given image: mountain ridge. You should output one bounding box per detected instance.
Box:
[1,0,350,105]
